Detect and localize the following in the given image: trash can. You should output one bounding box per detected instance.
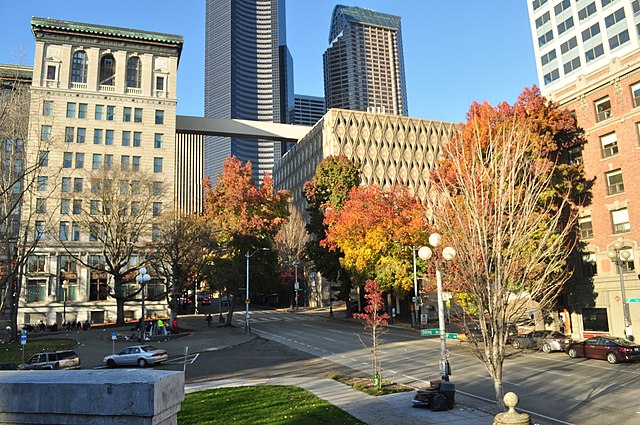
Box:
[439,381,455,409]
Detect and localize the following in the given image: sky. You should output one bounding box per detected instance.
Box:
[0,1,539,123]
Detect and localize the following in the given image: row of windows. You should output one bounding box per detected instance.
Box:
[43,125,163,149]
[44,101,165,125]
[593,80,640,124]
[35,219,163,242]
[578,206,632,239]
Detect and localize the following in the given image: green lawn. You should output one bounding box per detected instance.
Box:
[178,386,365,425]
[0,338,77,365]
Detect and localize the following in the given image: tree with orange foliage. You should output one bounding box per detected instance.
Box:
[202,157,289,324]
[322,184,430,294]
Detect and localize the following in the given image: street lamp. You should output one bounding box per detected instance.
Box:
[136,267,151,342]
[292,260,300,309]
[411,246,421,328]
[245,248,270,334]
[608,240,634,340]
[62,279,70,324]
[418,232,456,381]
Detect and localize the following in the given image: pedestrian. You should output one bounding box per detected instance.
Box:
[157,318,166,335]
[171,318,177,332]
[206,313,213,327]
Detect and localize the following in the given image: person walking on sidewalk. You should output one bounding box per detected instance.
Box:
[206,314,213,327]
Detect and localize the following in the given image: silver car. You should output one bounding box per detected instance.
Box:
[103,345,168,368]
[19,350,81,370]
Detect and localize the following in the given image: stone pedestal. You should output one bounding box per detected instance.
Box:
[493,392,530,425]
[0,369,184,424]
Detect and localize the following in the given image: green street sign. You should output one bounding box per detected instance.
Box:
[626,298,640,303]
[421,329,439,336]
[445,333,459,340]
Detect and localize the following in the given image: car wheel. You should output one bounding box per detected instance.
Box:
[606,352,618,364]
[512,340,521,349]
[542,343,552,353]
[568,348,578,358]
[106,359,116,368]
[137,358,147,368]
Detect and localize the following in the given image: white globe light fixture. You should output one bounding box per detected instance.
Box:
[136,267,151,342]
[418,246,433,261]
[608,240,634,340]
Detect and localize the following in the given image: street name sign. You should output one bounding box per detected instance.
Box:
[626,298,640,303]
[421,329,439,336]
[445,333,459,340]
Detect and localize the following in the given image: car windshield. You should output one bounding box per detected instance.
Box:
[140,346,158,352]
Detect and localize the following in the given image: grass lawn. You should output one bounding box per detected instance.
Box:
[178,386,365,425]
[0,338,77,365]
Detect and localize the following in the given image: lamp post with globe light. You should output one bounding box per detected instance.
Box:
[136,267,151,342]
[418,233,456,380]
[607,240,634,340]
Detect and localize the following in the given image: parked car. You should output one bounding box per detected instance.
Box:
[511,330,571,352]
[566,336,640,364]
[199,296,211,306]
[18,350,81,370]
[103,345,169,368]
[462,323,519,342]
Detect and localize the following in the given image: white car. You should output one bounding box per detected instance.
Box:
[103,345,168,368]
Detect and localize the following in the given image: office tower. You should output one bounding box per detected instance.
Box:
[21,17,182,326]
[205,0,292,183]
[323,5,408,116]
[527,0,640,339]
[292,95,326,126]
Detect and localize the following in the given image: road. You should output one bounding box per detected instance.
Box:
[229,308,640,425]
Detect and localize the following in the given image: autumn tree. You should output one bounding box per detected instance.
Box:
[430,87,588,405]
[322,184,430,296]
[63,167,160,325]
[147,212,213,323]
[273,204,309,307]
[303,155,360,310]
[354,279,390,388]
[203,156,289,325]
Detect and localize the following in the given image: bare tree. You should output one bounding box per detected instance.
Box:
[274,204,309,306]
[431,118,578,405]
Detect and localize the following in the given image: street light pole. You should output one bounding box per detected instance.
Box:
[136,267,150,342]
[62,279,69,324]
[245,248,270,334]
[412,246,419,328]
[608,240,634,340]
[293,260,300,309]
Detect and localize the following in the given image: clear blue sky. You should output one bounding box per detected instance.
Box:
[0,1,538,123]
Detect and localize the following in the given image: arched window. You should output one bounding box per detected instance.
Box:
[99,54,116,86]
[71,51,88,83]
[126,56,141,88]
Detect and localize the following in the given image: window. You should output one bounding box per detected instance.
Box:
[539,29,554,47]
[126,57,141,88]
[78,103,87,119]
[609,29,630,50]
[153,181,163,196]
[134,108,143,123]
[560,37,578,54]
[95,105,104,120]
[595,97,612,122]
[75,153,84,169]
[60,199,70,214]
[564,57,581,74]
[602,0,615,7]
[536,11,550,28]
[585,44,604,63]
[43,100,53,116]
[154,133,163,148]
[72,223,80,241]
[106,106,115,121]
[156,76,165,92]
[77,128,86,144]
[119,180,129,195]
[132,156,141,171]
[632,82,640,107]
[605,7,626,27]
[66,103,76,118]
[37,176,48,192]
[153,157,163,173]
[600,132,618,157]
[152,224,160,242]
[634,0,640,14]
[541,49,556,66]
[41,126,52,141]
[60,222,69,241]
[121,155,130,171]
[71,51,88,83]
[544,68,560,84]
[578,216,594,239]
[606,169,624,195]
[63,152,72,168]
[123,107,131,122]
[579,2,597,20]
[39,151,49,167]
[73,178,83,193]
[131,201,141,215]
[106,130,114,145]
[99,54,116,86]
[554,0,571,15]
[90,200,100,215]
[612,207,631,233]
[133,132,142,147]
[568,145,583,164]
[65,127,74,143]
[558,16,574,34]
[36,198,46,214]
[532,0,548,11]
[153,202,162,217]
[61,177,71,193]
[94,129,103,145]
[155,110,164,124]
[582,22,601,41]
[73,200,82,215]
[46,65,56,80]
[122,131,131,146]
[89,225,99,241]
[35,221,46,241]
[104,154,113,169]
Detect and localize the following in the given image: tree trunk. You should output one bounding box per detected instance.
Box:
[116,297,125,325]
[225,290,237,326]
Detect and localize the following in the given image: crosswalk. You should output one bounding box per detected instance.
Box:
[230,310,326,325]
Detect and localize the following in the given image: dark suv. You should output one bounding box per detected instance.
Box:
[19,350,81,370]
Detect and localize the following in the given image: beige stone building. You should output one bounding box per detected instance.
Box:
[20,18,182,326]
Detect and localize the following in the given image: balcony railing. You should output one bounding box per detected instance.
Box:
[71,82,87,90]
[99,85,115,93]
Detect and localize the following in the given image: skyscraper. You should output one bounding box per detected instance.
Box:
[323,5,408,116]
[205,0,292,183]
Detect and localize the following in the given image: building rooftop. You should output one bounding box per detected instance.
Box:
[333,5,401,30]
[31,17,184,47]
[0,64,33,82]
